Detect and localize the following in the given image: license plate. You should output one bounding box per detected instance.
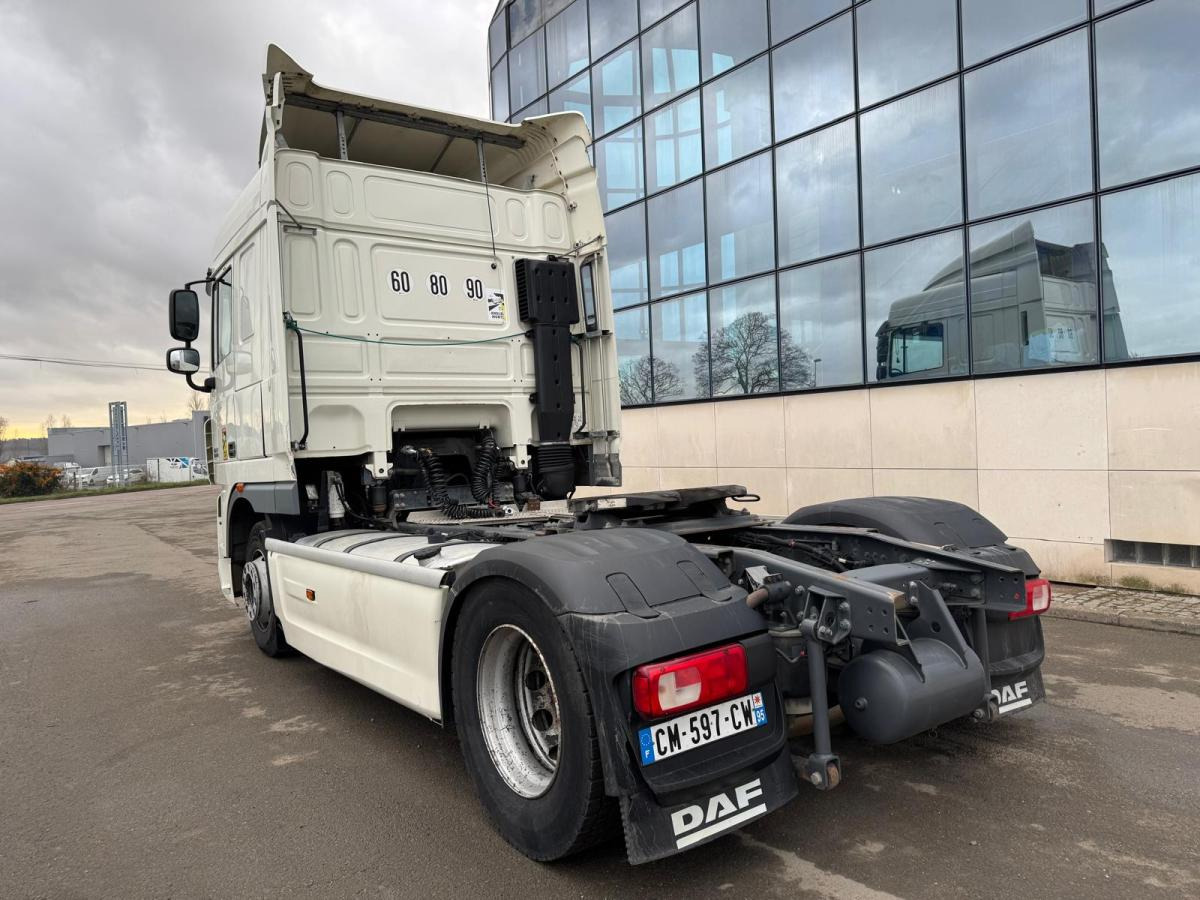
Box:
[638,692,767,765]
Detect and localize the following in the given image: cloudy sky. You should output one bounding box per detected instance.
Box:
[0,0,494,435]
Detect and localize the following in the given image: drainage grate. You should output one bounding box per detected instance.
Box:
[1108,540,1200,568]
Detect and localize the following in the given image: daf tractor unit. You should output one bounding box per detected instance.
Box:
[163,46,1052,864]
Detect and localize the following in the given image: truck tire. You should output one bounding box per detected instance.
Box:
[451,580,615,861]
[245,521,291,658]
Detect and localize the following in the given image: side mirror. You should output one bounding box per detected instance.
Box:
[169,289,200,342]
[166,347,201,374]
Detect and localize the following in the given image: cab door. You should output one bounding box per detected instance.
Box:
[232,235,265,458]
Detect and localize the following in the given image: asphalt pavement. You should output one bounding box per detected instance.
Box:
[2,486,1198,899]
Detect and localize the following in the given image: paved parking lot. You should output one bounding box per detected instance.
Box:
[2,486,1199,899]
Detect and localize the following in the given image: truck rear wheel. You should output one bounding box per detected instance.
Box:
[245,521,291,658]
[451,581,614,860]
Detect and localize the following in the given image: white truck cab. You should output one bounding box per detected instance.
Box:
[168,45,621,599]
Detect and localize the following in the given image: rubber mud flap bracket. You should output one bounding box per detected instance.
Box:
[619,747,799,864]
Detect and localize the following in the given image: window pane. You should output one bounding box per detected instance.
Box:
[856,0,957,108]
[595,121,645,211]
[1101,172,1200,362]
[546,0,589,88]
[646,92,703,192]
[508,0,542,45]
[776,119,859,267]
[590,0,638,60]
[592,40,642,136]
[771,0,849,43]
[616,306,654,405]
[707,274,779,395]
[642,0,688,28]
[703,57,771,167]
[649,180,707,297]
[772,13,854,141]
[606,203,650,309]
[965,30,1092,220]
[548,72,593,134]
[642,3,700,110]
[700,0,768,79]
[509,30,547,113]
[652,292,710,400]
[491,59,510,122]
[1097,0,1200,188]
[1095,0,1138,15]
[969,200,1097,374]
[707,152,775,282]
[515,97,549,120]
[961,0,1086,66]
[489,12,508,67]
[779,254,863,388]
[860,80,962,246]
[545,0,573,19]
[865,230,966,382]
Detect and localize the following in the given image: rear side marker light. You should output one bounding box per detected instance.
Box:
[1011,578,1052,620]
[632,643,748,719]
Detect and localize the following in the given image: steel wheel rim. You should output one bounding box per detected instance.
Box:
[476,624,561,798]
[245,550,264,623]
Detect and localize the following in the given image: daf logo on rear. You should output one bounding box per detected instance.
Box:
[992,679,1032,714]
[670,778,767,849]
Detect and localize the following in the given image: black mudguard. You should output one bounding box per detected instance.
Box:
[450,529,799,861]
[785,495,1009,549]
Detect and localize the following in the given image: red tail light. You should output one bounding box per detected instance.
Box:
[631,643,748,719]
[1011,578,1052,620]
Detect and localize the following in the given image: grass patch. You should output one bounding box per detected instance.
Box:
[0,481,209,505]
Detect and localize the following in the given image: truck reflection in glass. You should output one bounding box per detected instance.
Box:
[876,220,1130,380]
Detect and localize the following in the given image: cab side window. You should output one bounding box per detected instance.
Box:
[215,272,233,363]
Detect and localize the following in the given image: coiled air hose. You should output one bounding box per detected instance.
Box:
[470,432,500,504]
[417,448,502,520]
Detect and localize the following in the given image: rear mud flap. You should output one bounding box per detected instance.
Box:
[620,747,799,864]
[990,667,1045,717]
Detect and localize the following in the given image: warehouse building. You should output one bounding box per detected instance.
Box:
[47,411,210,470]
[486,0,1200,591]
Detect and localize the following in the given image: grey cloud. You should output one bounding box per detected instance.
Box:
[0,0,493,432]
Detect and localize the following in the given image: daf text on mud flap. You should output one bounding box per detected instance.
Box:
[992,680,1032,714]
[671,779,767,849]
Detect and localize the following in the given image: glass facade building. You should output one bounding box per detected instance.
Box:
[488,0,1200,408]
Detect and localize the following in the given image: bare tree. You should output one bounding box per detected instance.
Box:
[618,355,684,406]
[692,311,813,397]
[60,414,72,428]
[186,393,208,414]
[0,416,8,460]
[42,414,57,438]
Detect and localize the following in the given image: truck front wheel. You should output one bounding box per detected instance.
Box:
[451,581,614,860]
[244,521,291,657]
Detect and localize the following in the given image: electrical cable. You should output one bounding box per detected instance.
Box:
[0,352,171,373]
[286,323,527,347]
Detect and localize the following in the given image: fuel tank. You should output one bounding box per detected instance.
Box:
[838,638,986,744]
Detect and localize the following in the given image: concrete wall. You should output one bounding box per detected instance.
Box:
[604,361,1200,593]
[47,412,209,469]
